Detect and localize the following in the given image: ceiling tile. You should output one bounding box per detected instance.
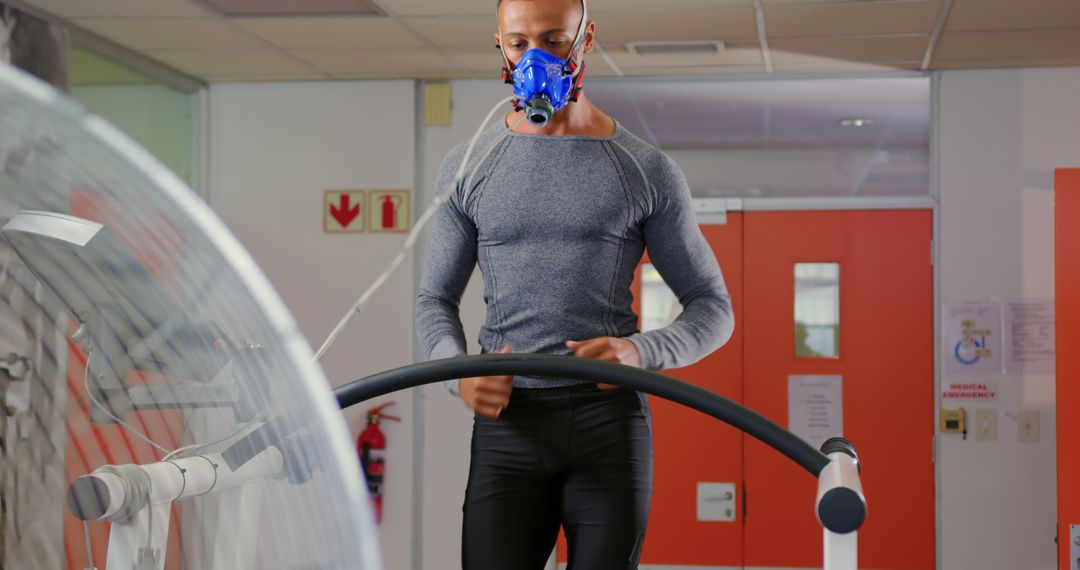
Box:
[765,0,942,38]
[201,0,382,17]
[20,0,213,19]
[934,29,1080,61]
[405,8,758,52]
[375,0,492,17]
[761,0,918,4]
[73,18,264,50]
[404,16,499,50]
[235,16,426,49]
[289,48,460,74]
[619,64,768,77]
[592,7,759,44]
[769,34,929,63]
[931,55,1080,70]
[773,59,922,73]
[202,71,331,82]
[331,69,465,80]
[380,0,750,17]
[588,0,750,9]
[945,0,1080,32]
[144,48,322,76]
[601,41,764,69]
[446,48,617,76]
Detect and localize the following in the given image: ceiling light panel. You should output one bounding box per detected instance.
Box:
[606,42,763,67]
[628,41,726,56]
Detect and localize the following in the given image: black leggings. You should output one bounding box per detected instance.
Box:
[462,383,653,570]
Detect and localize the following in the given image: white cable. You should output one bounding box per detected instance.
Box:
[82,519,96,570]
[313,96,523,362]
[161,417,265,461]
[83,349,263,462]
[83,351,170,454]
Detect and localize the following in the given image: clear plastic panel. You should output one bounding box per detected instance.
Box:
[0,65,379,570]
[794,262,841,359]
[640,263,683,332]
[589,76,931,199]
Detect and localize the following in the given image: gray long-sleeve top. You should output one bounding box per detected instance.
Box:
[416,121,734,393]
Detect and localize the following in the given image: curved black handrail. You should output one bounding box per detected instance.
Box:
[334,353,831,477]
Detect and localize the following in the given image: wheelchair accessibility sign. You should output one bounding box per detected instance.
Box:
[944,300,1002,374]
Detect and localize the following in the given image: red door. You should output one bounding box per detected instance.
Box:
[639,215,746,567]
[625,209,934,569]
[1055,169,1080,570]
[742,210,935,569]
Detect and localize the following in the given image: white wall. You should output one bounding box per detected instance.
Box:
[207,81,417,569]
[938,67,1080,570]
[201,69,1080,570]
[416,79,506,570]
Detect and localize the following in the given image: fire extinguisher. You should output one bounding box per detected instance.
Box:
[357,402,399,524]
[381,195,400,230]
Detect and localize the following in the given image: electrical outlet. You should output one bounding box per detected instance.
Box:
[1018,410,1040,443]
[976,409,997,442]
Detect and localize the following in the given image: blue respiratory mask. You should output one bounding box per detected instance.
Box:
[498,0,588,126]
[511,49,578,126]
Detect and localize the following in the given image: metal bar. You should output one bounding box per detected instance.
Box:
[738,196,936,212]
[589,71,930,85]
[823,530,858,570]
[334,353,831,476]
[752,0,774,74]
[921,0,956,71]
[930,69,945,570]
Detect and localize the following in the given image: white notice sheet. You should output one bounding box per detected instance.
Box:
[788,375,843,450]
[1004,300,1055,374]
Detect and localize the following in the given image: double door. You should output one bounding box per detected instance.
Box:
[637,209,935,569]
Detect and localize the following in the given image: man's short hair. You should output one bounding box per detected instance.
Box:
[497,0,584,12]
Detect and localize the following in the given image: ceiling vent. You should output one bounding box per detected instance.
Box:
[200,0,385,17]
[627,41,725,57]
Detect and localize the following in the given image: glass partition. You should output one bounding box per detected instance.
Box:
[68,45,199,190]
[794,262,840,359]
[588,76,930,200]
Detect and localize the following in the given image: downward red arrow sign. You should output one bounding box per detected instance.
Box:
[329,194,360,228]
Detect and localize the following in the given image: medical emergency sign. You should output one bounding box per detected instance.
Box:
[942,380,998,400]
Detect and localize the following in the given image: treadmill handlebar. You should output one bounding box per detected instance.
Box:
[333,354,832,476]
[816,437,867,534]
